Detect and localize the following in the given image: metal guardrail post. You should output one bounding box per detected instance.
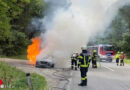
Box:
[26,73,33,90]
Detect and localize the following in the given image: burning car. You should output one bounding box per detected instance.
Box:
[35,56,55,68]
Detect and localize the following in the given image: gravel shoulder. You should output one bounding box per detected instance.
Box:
[0,58,72,90]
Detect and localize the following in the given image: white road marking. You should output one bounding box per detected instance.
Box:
[103,66,114,71]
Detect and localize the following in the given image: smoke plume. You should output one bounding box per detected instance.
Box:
[35,0,130,67]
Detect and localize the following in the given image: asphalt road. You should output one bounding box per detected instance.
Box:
[1,58,130,90]
[69,61,130,90]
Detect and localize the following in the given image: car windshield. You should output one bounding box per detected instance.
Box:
[104,46,114,51]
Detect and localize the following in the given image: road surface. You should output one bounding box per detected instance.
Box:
[1,58,130,90]
[69,61,130,90]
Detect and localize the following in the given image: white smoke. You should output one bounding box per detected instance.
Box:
[37,0,130,67]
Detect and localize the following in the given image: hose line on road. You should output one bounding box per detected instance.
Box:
[51,68,71,90]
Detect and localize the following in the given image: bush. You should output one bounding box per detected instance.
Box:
[2,30,29,56]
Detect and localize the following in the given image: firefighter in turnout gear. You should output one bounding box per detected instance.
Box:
[78,46,90,86]
[88,54,91,68]
[120,52,125,66]
[92,49,97,68]
[71,53,78,70]
[115,51,120,66]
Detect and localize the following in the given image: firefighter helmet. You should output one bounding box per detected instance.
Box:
[81,45,87,50]
[93,49,97,52]
[117,51,120,54]
[72,53,76,57]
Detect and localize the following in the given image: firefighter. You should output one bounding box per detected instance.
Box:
[115,51,120,66]
[88,51,91,68]
[120,52,125,66]
[71,53,78,70]
[78,46,90,86]
[92,49,98,68]
[88,57,91,68]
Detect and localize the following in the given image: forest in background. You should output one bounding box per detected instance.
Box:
[0,0,129,58]
[88,5,130,58]
[0,0,46,56]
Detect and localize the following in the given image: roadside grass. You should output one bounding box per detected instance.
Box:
[124,59,130,65]
[0,50,27,60]
[0,62,47,90]
[8,54,27,60]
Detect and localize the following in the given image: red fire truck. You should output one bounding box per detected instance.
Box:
[88,44,115,62]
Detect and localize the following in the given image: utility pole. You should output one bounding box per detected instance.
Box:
[26,73,33,90]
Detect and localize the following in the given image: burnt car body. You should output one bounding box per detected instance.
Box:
[36,57,55,68]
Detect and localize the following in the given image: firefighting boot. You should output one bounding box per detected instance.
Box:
[78,80,84,86]
[71,66,73,70]
[75,67,77,70]
[95,65,97,68]
[93,65,96,68]
[84,79,87,86]
[79,80,86,86]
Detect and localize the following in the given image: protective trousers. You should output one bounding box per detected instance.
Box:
[80,67,88,85]
[116,58,119,66]
[71,60,77,70]
[92,58,97,68]
[120,59,124,66]
[88,58,91,68]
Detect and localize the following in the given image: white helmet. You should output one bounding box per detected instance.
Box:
[81,45,87,50]
[72,53,76,57]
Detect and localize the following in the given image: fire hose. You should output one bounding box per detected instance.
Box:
[51,68,71,90]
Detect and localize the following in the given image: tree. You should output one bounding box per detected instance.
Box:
[88,5,130,57]
[0,0,46,56]
[10,0,46,35]
[3,30,29,56]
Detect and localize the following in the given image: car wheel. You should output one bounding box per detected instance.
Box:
[35,64,40,68]
[35,65,38,68]
[109,60,112,62]
[51,64,54,68]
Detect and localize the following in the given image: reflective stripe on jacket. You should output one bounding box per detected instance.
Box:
[115,54,120,58]
[71,57,77,60]
[78,54,89,68]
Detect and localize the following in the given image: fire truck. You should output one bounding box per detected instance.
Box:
[88,44,115,62]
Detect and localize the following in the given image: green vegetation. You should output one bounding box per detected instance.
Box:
[8,54,27,60]
[0,50,27,60]
[125,59,130,65]
[0,62,47,90]
[0,0,46,58]
[0,1,130,59]
[88,5,130,58]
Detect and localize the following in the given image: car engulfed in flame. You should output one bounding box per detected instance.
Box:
[27,37,42,65]
[35,56,55,68]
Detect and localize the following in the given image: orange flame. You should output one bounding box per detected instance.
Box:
[27,37,42,65]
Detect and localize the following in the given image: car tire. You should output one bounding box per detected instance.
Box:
[35,65,40,68]
[109,60,112,62]
[51,64,54,68]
